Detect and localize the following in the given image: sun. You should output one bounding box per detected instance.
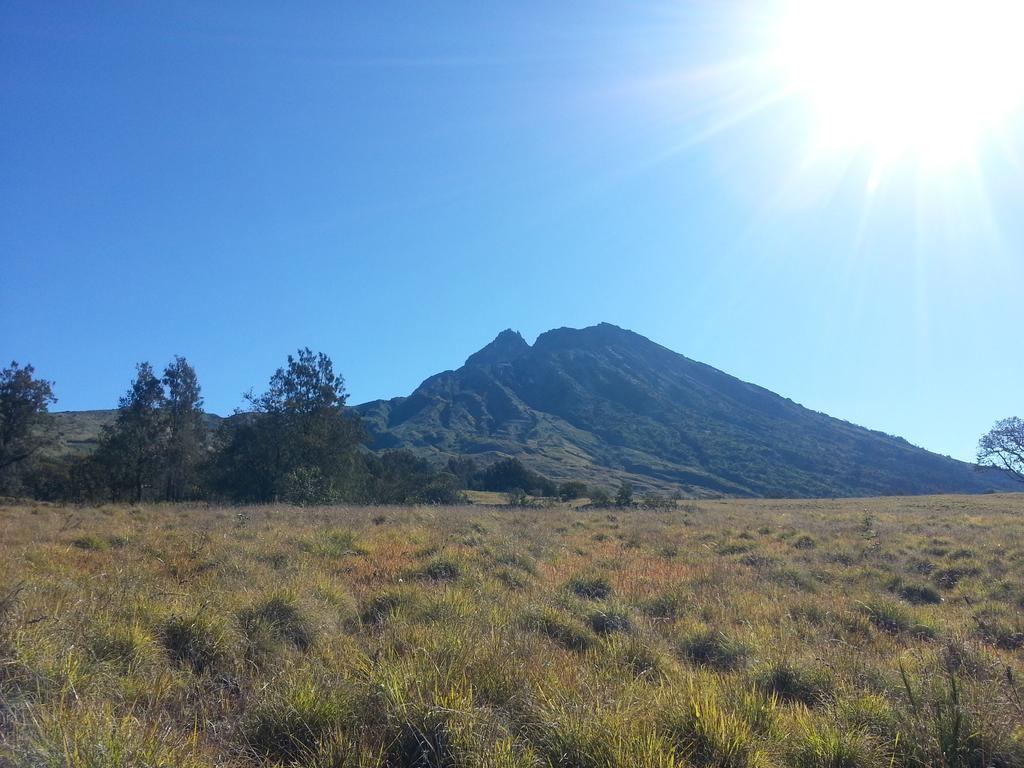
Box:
[770,0,1024,169]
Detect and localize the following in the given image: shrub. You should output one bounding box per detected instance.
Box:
[558,481,589,501]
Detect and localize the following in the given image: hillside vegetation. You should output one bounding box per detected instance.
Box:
[359,323,1015,497]
[2,494,1023,766]
[41,324,1019,500]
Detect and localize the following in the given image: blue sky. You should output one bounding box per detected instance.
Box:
[2,2,1022,462]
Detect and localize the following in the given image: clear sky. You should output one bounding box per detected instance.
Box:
[2,2,1022,462]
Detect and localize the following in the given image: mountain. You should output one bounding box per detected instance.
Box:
[42,410,224,457]
[355,323,1015,497]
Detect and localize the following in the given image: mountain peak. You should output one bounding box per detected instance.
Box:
[533,322,646,352]
[465,329,530,367]
[354,322,1017,498]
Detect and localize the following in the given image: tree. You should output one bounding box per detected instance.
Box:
[162,356,205,500]
[558,480,589,501]
[479,457,556,496]
[94,363,167,502]
[214,349,365,502]
[978,417,1024,483]
[614,481,634,508]
[0,362,56,491]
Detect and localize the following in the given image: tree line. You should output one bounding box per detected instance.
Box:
[0,351,640,505]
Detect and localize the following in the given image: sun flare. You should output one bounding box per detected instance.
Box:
[771,0,1024,169]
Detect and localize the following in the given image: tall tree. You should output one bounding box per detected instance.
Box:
[978,416,1024,483]
[215,349,365,502]
[162,356,205,500]
[95,363,166,502]
[0,362,56,491]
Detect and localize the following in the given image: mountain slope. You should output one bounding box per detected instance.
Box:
[356,323,1015,497]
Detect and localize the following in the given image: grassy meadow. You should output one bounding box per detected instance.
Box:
[1,494,1023,767]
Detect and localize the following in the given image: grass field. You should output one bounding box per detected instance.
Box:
[1,494,1023,767]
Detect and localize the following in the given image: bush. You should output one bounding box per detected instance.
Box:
[280,466,339,506]
[558,481,589,501]
[614,482,634,508]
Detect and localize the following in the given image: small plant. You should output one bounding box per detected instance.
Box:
[71,534,107,551]
[642,591,686,619]
[306,529,364,557]
[678,628,749,670]
[861,600,936,639]
[589,609,631,635]
[244,674,353,763]
[238,592,314,652]
[660,686,766,768]
[523,608,595,652]
[417,557,462,581]
[567,574,613,600]
[158,612,227,674]
[894,581,943,605]
[755,660,831,706]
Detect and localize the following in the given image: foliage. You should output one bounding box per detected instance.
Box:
[977,416,1024,482]
[1,494,1023,766]
[0,361,56,493]
[79,358,207,503]
[559,480,589,501]
[615,481,634,507]
[478,457,557,496]
[213,348,365,502]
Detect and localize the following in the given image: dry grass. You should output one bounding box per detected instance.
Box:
[1,494,1023,766]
